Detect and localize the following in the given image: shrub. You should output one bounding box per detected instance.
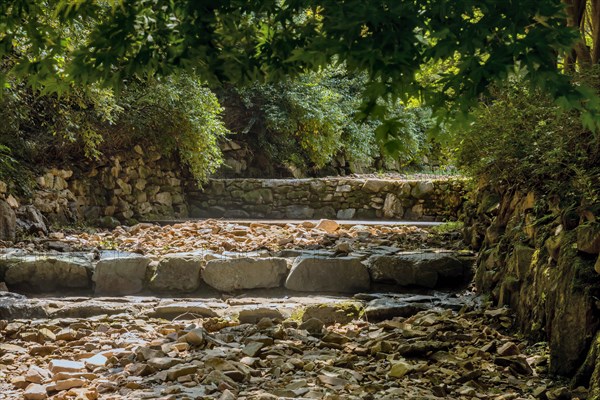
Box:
[0,74,228,185]
[454,72,600,208]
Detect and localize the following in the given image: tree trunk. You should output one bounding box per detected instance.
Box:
[564,0,593,68]
[591,0,600,63]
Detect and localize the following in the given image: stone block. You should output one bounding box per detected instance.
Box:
[149,252,204,292]
[4,253,92,291]
[93,251,150,295]
[368,252,468,289]
[285,256,370,293]
[202,257,288,292]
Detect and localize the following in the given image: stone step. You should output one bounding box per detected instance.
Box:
[0,290,479,322]
[0,249,475,295]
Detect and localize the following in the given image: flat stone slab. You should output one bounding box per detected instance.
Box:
[146,301,220,319]
[238,307,284,324]
[202,257,288,292]
[302,302,363,325]
[0,292,48,319]
[364,299,430,321]
[92,251,150,295]
[2,253,92,291]
[285,256,370,293]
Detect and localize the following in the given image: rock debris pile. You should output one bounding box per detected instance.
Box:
[0,305,576,400]
[49,220,461,257]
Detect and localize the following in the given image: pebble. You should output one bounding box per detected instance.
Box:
[0,293,567,399]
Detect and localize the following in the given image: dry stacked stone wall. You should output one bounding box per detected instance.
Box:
[188,178,467,221]
[463,185,600,390]
[23,145,191,228]
[0,146,467,234]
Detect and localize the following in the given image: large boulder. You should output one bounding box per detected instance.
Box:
[578,223,600,254]
[93,251,150,295]
[16,205,48,236]
[202,257,288,292]
[3,253,92,291]
[0,200,16,242]
[285,256,370,293]
[368,252,469,289]
[149,252,204,292]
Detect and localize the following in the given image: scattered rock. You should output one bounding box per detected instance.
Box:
[315,219,339,233]
[389,360,412,378]
[299,318,324,335]
[23,383,47,400]
[497,341,520,356]
[0,298,566,400]
[49,360,86,374]
[16,205,48,236]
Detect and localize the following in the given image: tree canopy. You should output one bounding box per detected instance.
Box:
[2,0,598,134]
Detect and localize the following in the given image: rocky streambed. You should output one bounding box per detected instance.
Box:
[0,220,583,399]
[0,292,576,400]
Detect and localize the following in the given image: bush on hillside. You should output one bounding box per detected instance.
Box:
[222,65,440,174]
[0,74,228,186]
[454,71,600,209]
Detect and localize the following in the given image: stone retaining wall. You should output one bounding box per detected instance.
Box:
[0,147,467,240]
[463,185,600,384]
[188,178,467,221]
[0,146,191,233]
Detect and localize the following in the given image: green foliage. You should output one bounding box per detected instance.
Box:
[234,66,369,169]
[429,221,465,235]
[0,0,594,152]
[0,74,227,184]
[228,66,437,172]
[454,70,600,207]
[114,74,228,183]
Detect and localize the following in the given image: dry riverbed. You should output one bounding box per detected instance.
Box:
[0,303,577,400]
[0,220,583,399]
